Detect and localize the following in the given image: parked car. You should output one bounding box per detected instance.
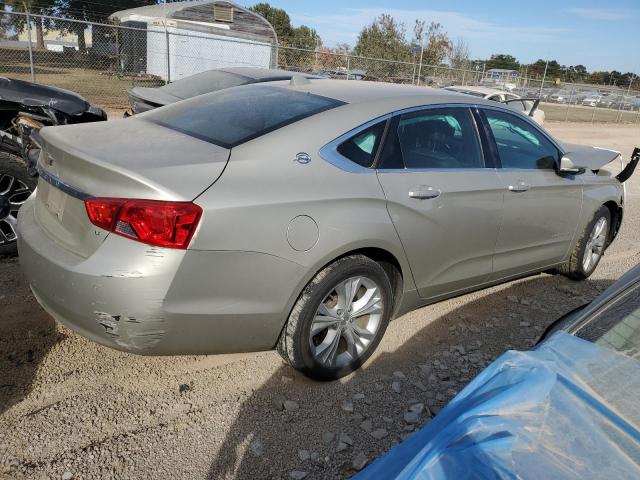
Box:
[126,67,322,114]
[356,260,640,479]
[444,85,545,125]
[18,79,637,380]
[0,77,107,255]
[582,94,602,107]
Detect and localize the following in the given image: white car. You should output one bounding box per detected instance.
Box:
[445,86,545,125]
[582,95,602,107]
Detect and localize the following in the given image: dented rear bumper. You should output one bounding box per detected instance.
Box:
[17,196,307,355]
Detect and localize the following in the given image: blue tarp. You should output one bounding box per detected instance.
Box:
[356,332,640,479]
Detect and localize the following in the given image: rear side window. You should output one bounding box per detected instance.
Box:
[144,85,345,148]
[337,121,386,167]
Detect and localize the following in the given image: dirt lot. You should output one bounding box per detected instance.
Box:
[1,122,639,480]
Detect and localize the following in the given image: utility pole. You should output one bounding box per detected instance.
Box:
[416,43,424,86]
[538,59,549,98]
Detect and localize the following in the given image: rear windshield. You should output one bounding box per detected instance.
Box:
[159,70,252,99]
[145,85,344,148]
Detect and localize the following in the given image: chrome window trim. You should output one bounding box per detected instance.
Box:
[36,164,90,201]
[320,101,563,173]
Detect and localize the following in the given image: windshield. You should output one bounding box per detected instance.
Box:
[575,283,640,360]
[144,85,345,148]
[159,70,252,99]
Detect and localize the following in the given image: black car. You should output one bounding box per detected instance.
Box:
[0,77,106,255]
[126,67,322,114]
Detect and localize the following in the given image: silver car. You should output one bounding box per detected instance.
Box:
[18,79,635,380]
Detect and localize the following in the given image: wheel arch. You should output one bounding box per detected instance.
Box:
[603,200,623,246]
[274,243,414,348]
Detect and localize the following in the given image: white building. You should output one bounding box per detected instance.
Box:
[109,0,278,82]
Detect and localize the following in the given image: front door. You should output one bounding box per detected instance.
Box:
[376,106,504,300]
[479,108,583,279]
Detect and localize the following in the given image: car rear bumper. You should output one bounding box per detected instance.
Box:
[18,197,308,355]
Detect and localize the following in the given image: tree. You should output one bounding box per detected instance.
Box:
[56,0,156,52]
[4,0,56,48]
[447,37,470,70]
[354,14,410,61]
[290,24,321,50]
[250,3,293,44]
[486,54,520,71]
[412,20,451,66]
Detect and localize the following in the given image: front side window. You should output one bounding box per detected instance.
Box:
[379,108,483,169]
[483,109,558,169]
[144,85,344,148]
[337,121,386,168]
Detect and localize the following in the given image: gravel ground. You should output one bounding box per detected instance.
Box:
[1,122,639,480]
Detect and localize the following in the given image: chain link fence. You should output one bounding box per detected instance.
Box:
[1,10,639,123]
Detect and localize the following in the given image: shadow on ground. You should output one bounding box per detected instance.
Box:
[207,274,614,479]
[0,256,63,415]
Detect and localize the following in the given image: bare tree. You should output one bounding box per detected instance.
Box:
[448,37,471,70]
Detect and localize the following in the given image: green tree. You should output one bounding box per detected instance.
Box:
[4,0,57,48]
[56,0,156,52]
[412,20,451,66]
[354,14,410,61]
[486,54,520,71]
[250,2,293,44]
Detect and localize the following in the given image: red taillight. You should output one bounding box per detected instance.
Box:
[85,198,202,249]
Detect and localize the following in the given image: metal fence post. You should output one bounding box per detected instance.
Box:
[25,12,36,82]
[164,22,171,84]
[346,55,350,80]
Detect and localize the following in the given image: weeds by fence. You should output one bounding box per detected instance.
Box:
[1,10,639,123]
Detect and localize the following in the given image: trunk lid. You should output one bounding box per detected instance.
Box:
[31,118,229,257]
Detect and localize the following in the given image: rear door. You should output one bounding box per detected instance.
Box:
[375,106,503,300]
[478,107,583,279]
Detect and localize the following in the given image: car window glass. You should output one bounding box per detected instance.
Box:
[484,109,558,169]
[380,108,482,169]
[144,85,345,148]
[575,284,640,360]
[337,121,386,168]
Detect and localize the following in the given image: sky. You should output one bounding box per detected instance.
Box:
[265,0,639,73]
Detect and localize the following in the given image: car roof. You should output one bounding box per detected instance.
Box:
[267,78,497,108]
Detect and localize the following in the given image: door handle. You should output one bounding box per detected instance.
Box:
[508,182,530,193]
[408,186,441,199]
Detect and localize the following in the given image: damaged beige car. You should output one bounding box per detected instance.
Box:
[17,79,638,379]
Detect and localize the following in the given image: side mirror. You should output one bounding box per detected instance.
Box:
[558,156,585,175]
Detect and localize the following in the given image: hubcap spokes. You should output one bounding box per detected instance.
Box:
[310,276,383,368]
[0,173,32,246]
[583,217,608,272]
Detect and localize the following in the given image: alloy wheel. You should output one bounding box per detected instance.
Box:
[309,276,384,368]
[0,172,32,246]
[582,217,608,272]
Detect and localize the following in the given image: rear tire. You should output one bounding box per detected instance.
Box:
[277,255,393,381]
[0,153,36,257]
[558,206,610,280]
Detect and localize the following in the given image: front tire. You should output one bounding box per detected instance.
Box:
[559,206,611,280]
[277,255,393,381]
[0,153,37,256]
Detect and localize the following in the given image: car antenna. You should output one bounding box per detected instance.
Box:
[290,75,311,87]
